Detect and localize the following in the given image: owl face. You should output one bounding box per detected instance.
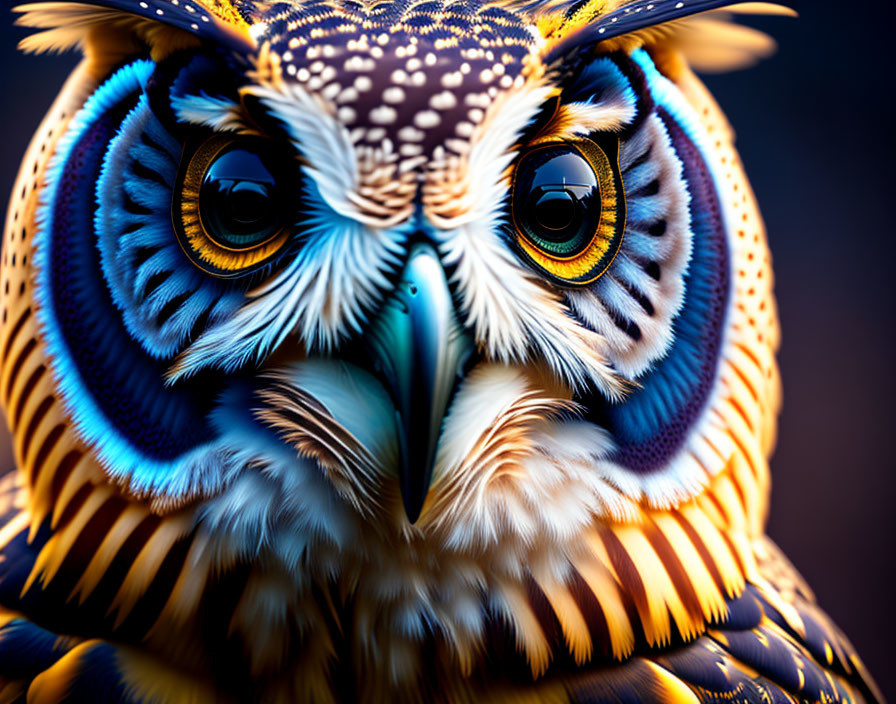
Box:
[9,0,780,663]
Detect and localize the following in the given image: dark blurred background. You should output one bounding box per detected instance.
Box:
[1,0,894,697]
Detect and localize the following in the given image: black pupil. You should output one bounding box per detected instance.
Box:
[514,146,601,255]
[228,181,270,225]
[200,148,284,249]
[534,190,576,232]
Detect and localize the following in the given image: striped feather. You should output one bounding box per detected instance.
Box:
[69,504,149,605]
[20,638,225,704]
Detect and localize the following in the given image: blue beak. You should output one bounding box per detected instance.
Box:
[365,243,474,523]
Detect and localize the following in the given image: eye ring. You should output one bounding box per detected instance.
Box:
[510,135,626,286]
[173,134,299,278]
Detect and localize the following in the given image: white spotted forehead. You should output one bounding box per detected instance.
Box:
[282,38,529,152]
[250,0,538,151]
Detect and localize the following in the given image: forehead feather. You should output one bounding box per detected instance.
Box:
[253,0,537,56]
[251,0,540,152]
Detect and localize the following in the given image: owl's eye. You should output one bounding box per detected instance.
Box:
[511,137,626,286]
[200,149,284,249]
[174,135,299,277]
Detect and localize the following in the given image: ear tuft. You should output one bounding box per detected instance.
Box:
[14,0,255,57]
[537,0,795,66]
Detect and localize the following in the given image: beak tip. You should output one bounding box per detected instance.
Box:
[399,472,428,524]
[403,502,424,525]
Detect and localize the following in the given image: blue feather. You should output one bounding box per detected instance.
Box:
[34,60,232,502]
[0,619,74,680]
[584,50,730,473]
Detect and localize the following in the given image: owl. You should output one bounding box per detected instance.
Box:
[0,0,883,702]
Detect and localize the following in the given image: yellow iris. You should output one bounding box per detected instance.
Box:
[511,136,626,286]
[174,135,293,278]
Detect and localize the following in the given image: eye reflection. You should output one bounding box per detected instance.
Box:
[174,135,300,278]
[200,148,284,251]
[531,189,578,233]
[511,137,626,286]
[515,147,602,258]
